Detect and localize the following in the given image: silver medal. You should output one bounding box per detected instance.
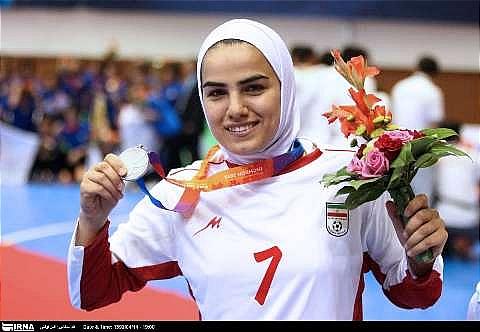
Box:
[119,145,149,181]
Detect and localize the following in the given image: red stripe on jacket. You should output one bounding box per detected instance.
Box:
[80,221,181,311]
[352,253,442,320]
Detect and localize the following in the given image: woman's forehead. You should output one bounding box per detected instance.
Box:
[201,42,278,82]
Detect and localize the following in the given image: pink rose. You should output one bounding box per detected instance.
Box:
[360,149,389,178]
[347,155,364,175]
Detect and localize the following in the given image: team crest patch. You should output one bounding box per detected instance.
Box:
[326,202,349,237]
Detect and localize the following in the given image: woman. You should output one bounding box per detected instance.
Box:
[68,19,447,320]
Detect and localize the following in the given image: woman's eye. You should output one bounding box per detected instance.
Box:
[207,89,226,98]
[244,84,265,94]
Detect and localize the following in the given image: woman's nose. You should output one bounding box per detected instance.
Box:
[226,94,249,119]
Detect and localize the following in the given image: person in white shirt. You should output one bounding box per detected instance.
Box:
[291,45,336,147]
[68,19,448,320]
[118,83,159,153]
[467,281,480,320]
[434,122,480,260]
[391,57,444,131]
[391,57,445,200]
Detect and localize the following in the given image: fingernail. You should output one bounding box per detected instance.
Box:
[119,168,127,176]
[407,250,412,257]
[402,231,408,238]
[118,182,124,191]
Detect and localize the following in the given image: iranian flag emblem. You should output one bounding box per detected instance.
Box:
[326,202,349,237]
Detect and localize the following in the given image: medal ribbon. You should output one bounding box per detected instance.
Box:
[136,140,305,214]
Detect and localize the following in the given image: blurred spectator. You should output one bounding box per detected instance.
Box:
[38,74,71,119]
[147,96,181,139]
[391,55,445,199]
[172,59,206,166]
[434,122,480,260]
[460,123,480,153]
[391,56,444,130]
[155,61,185,171]
[157,61,184,107]
[57,107,89,183]
[89,79,119,158]
[291,45,316,67]
[291,45,335,146]
[4,83,37,132]
[317,51,334,66]
[29,115,63,182]
[118,81,158,152]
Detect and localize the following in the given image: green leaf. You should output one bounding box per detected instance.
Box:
[410,136,437,158]
[344,177,387,210]
[387,166,407,189]
[345,185,386,210]
[421,128,458,140]
[322,171,355,187]
[349,177,383,190]
[336,166,352,177]
[335,186,355,196]
[430,142,472,159]
[390,142,414,168]
[414,153,439,168]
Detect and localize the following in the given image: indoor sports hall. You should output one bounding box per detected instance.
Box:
[1,0,479,321]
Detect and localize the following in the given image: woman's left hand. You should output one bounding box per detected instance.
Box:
[386,194,448,277]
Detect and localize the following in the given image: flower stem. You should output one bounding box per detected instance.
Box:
[388,184,434,263]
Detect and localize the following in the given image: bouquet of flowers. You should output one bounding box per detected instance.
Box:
[322,50,469,262]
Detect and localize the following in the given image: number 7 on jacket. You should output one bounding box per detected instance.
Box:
[253,246,283,305]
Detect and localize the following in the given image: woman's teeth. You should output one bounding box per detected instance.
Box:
[227,123,256,133]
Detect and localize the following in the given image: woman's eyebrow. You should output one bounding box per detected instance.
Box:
[238,74,269,85]
[202,81,225,88]
[202,74,269,89]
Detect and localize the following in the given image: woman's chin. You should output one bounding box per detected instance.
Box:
[224,141,263,156]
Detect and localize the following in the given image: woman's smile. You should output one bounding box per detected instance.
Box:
[225,121,260,137]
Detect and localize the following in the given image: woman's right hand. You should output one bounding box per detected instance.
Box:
[77,153,127,245]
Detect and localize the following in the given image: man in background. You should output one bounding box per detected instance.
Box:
[391,56,445,199]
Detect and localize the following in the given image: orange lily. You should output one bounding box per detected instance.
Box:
[348,88,381,117]
[323,105,374,138]
[323,49,395,139]
[331,49,380,91]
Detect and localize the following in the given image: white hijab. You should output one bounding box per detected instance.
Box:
[197,18,299,164]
